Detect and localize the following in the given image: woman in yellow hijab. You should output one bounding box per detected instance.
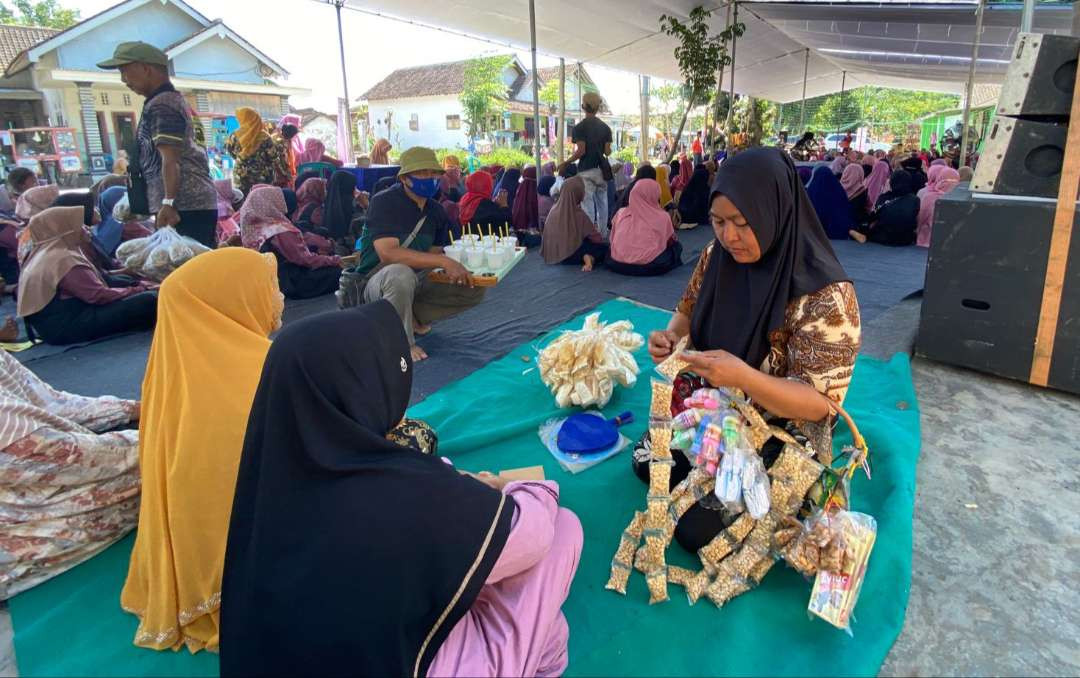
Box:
[225,108,290,195]
[654,164,674,209]
[121,247,284,653]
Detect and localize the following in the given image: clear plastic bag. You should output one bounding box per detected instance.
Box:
[806,510,878,635]
[116,226,210,281]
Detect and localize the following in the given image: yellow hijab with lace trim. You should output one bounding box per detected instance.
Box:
[234,107,271,158]
[120,248,283,653]
[655,164,674,208]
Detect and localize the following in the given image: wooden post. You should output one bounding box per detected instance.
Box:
[1028,63,1080,386]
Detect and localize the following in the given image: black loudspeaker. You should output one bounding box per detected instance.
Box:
[996,33,1079,118]
[918,188,1080,395]
[970,116,1067,198]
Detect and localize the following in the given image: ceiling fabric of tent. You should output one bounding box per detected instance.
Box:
[340,1,1076,102]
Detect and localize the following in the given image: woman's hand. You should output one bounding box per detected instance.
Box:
[679,350,752,389]
[648,330,680,364]
[467,471,510,492]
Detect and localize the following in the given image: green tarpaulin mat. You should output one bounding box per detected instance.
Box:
[9,298,920,677]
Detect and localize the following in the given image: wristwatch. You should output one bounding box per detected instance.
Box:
[161,198,175,207]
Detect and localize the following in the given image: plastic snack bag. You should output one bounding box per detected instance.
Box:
[116,226,210,281]
[741,454,771,519]
[807,511,877,635]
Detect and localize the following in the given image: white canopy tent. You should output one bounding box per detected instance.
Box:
[336,0,1077,102]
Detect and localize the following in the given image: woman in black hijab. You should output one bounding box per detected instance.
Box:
[676,164,711,227]
[221,302,583,677]
[638,148,861,552]
[322,170,357,240]
[850,169,920,246]
[900,155,928,193]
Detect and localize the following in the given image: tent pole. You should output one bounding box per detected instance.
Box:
[558,58,566,162]
[960,0,986,167]
[640,75,650,164]
[1020,0,1035,32]
[529,0,542,177]
[333,0,354,160]
[724,1,738,135]
[837,70,846,141]
[716,1,731,146]
[799,48,809,132]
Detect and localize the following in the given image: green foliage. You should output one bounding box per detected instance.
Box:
[658,6,743,161]
[614,146,637,164]
[777,86,959,140]
[477,148,532,169]
[0,0,79,28]
[435,148,469,167]
[731,97,775,147]
[538,78,560,108]
[460,56,512,140]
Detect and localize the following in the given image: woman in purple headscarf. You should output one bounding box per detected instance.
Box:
[863,160,891,207]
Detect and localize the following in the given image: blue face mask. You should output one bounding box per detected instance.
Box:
[407,176,440,199]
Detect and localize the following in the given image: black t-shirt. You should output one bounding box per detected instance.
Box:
[356,183,451,274]
[572,116,612,172]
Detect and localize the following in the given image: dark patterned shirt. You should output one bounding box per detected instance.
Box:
[136,83,216,213]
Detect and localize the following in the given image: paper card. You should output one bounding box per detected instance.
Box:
[499,465,546,481]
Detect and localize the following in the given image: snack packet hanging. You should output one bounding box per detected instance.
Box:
[807,511,877,635]
[741,454,771,519]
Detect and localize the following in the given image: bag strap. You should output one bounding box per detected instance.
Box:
[400,214,427,250]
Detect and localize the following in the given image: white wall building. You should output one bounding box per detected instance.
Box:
[362,57,602,152]
[0,0,309,182]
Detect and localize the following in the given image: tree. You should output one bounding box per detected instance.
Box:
[459,55,512,140]
[538,78,560,109]
[731,96,775,147]
[0,0,79,28]
[658,6,743,163]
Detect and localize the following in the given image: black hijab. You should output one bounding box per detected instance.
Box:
[281,188,298,219]
[677,165,712,224]
[617,165,658,210]
[51,191,95,226]
[221,302,515,677]
[373,176,397,195]
[322,170,357,239]
[494,168,522,206]
[689,148,849,367]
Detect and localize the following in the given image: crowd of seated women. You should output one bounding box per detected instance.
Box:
[800,147,966,248]
[1,144,870,676]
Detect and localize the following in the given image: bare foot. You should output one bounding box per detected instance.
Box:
[410,344,428,362]
[413,320,432,336]
[0,316,18,342]
[849,229,867,244]
[582,254,595,272]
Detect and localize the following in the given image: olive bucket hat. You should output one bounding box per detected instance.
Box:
[97,41,169,69]
[396,147,444,176]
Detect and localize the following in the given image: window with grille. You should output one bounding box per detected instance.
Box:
[446,115,461,130]
[123,94,131,106]
[409,113,419,131]
[100,92,109,106]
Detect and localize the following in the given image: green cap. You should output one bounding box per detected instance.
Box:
[96,41,169,69]
[397,147,444,176]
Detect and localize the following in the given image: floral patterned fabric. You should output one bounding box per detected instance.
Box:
[0,350,140,599]
[676,242,861,454]
[226,134,291,196]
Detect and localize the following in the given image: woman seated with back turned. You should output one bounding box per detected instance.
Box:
[238,185,343,299]
[608,178,682,277]
[0,349,140,600]
[541,176,607,272]
[458,170,512,239]
[641,148,860,553]
[850,169,919,246]
[221,301,583,677]
[18,207,158,345]
[121,248,283,653]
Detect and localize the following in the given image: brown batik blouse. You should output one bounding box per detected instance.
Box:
[676,242,862,456]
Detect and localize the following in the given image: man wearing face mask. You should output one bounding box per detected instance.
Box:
[352,146,483,362]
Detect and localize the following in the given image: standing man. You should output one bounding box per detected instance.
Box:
[691,131,704,165]
[97,42,217,248]
[348,146,482,362]
[561,92,612,232]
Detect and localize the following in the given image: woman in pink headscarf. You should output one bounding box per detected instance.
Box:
[607,179,682,277]
[237,186,342,299]
[278,114,305,180]
[214,179,241,245]
[671,157,693,195]
[916,165,959,248]
[296,138,343,168]
[863,159,891,207]
[840,163,869,226]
